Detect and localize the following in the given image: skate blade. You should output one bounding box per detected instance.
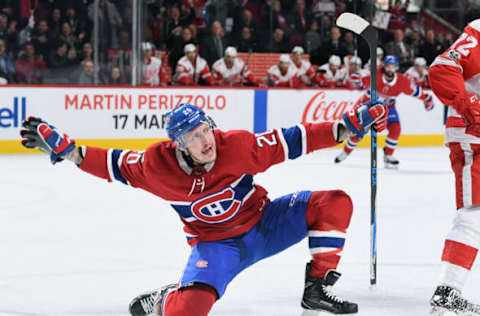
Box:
[384,164,399,170]
[301,309,320,316]
[430,306,458,316]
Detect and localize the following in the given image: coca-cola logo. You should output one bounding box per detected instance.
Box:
[302,91,360,123]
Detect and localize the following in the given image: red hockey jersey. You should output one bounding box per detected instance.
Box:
[78,123,338,246]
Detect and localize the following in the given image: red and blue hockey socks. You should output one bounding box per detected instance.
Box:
[305,190,353,278]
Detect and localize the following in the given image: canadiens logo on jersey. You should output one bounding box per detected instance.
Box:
[191,188,241,223]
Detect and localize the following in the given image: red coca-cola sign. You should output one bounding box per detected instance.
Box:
[302,91,360,123]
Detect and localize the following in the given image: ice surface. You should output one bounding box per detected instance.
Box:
[1,147,478,316]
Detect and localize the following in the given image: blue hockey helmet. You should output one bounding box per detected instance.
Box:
[383,55,399,67]
[165,104,214,147]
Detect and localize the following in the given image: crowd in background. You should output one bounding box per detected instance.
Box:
[0,0,479,86]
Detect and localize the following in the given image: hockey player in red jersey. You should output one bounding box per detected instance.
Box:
[334,55,434,168]
[174,43,215,86]
[20,102,388,315]
[428,19,480,315]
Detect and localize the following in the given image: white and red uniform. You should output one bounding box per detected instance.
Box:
[317,63,348,88]
[212,57,260,86]
[78,124,339,246]
[174,55,214,85]
[266,63,301,87]
[290,58,317,86]
[429,19,480,288]
[142,56,168,86]
[404,66,429,88]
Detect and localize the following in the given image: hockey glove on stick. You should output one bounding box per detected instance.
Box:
[342,101,388,138]
[20,116,76,164]
[455,93,480,137]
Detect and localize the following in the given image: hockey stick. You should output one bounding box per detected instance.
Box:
[240,48,252,86]
[336,12,378,289]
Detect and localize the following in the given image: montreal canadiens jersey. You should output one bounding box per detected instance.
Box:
[360,69,423,107]
[78,123,337,246]
[429,19,480,144]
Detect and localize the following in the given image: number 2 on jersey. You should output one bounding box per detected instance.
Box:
[451,32,478,56]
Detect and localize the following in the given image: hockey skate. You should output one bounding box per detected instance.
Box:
[334,151,350,164]
[129,283,176,316]
[384,154,399,169]
[301,263,358,314]
[430,285,480,315]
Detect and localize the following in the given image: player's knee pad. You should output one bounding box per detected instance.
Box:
[163,285,217,316]
[306,190,353,230]
[387,121,401,139]
[447,206,480,249]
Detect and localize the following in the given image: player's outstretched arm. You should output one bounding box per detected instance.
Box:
[20,116,83,165]
[340,101,389,139]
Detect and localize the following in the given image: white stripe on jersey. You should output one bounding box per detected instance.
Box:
[276,129,290,162]
[461,143,474,207]
[107,148,114,182]
[297,124,307,156]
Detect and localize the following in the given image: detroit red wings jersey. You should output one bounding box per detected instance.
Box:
[360,70,423,106]
[291,59,316,85]
[78,123,337,246]
[142,57,167,86]
[212,57,255,86]
[266,64,299,87]
[429,19,480,144]
[404,66,428,88]
[318,63,347,87]
[174,55,214,85]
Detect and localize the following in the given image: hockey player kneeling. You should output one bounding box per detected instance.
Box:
[20,102,387,315]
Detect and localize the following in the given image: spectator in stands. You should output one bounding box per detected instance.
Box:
[288,0,310,36]
[180,0,206,31]
[0,38,16,83]
[0,1,18,21]
[174,43,214,85]
[31,19,51,60]
[59,22,79,51]
[141,42,168,86]
[205,0,235,28]
[0,14,8,41]
[404,56,429,88]
[289,46,319,86]
[48,8,63,39]
[266,53,300,87]
[212,46,263,86]
[77,60,98,85]
[388,0,409,33]
[341,31,355,56]
[64,6,87,45]
[15,42,48,84]
[418,29,444,66]
[237,26,257,52]
[310,26,347,65]
[385,29,412,71]
[46,40,76,84]
[168,25,197,69]
[266,28,289,53]
[200,20,229,67]
[165,4,195,47]
[88,0,123,51]
[305,19,321,53]
[78,42,93,65]
[408,30,422,58]
[318,15,332,42]
[4,16,18,54]
[232,8,256,43]
[107,66,127,85]
[317,55,347,88]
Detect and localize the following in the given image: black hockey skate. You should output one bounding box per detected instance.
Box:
[334,151,349,164]
[430,285,480,315]
[384,154,399,169]
[301,263,358,314]
[129,284,177,316]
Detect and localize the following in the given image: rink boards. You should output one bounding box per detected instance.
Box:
[0,86,445,154]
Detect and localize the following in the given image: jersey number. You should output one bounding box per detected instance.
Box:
[256,134,277,147]
[450,32,478,56]
[126,151,144,164]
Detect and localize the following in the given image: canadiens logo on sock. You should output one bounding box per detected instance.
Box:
[196,260,208,268]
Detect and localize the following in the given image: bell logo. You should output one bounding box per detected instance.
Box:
[0,97,27,128]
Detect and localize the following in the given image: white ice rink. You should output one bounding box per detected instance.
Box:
[1,147,479,316]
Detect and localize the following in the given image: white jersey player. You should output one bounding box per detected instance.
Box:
[212,46,262,86]
[266,54,301,88]
[174,43,215,86]
[290,46,318,86]
[404,57,428,88]
[318,55,348,88]
[141,42,168,86]
[429,18,480,314]
[343,55,368,90]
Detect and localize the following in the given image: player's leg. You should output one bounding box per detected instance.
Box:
[383,106,401,168]
[431,143,480,314]
[334,135,362,163]
[250,190,357,314]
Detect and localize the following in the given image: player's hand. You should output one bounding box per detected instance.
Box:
[20,116,76,164]
[424,94,434,111]
[342,101,388,137]
[460,93,480,137]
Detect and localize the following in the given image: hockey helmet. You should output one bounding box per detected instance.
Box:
[165,104,214,147]
[414,57,427,67]
[329,55,341,67]
[383,55,399,67]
